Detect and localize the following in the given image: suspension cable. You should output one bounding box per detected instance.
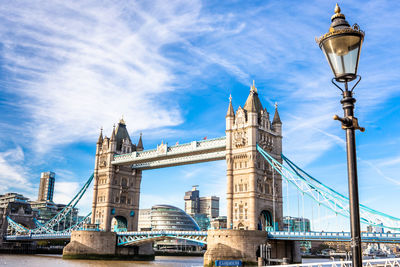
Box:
[272,169,276,231]
[302,192,305,232]
[286,179,289,232]
[257,145,400,232]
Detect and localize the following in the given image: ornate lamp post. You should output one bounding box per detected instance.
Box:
[317,4,365,267]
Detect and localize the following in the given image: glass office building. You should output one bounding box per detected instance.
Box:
[151,204,200,231]
[138,205,201,251]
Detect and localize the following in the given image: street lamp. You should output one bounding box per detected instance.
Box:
[317,4,365,267]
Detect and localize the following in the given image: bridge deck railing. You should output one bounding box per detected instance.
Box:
[263,258,400,267]
[117,230,208,236]
[268,231,400,239]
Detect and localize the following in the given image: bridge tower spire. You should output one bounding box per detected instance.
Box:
[225,81,283,230]
[91,120,142,232]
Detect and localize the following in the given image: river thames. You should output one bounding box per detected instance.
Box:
[0,255,204,267]
[0,254,335,266]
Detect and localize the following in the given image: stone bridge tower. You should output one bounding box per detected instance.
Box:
[226,82,283,231]
[91,119,143,231]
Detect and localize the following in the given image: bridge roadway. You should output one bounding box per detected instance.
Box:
[112,137,226,169]
[5,231,400,244]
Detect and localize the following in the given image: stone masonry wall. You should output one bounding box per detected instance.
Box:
[204,229,268,266]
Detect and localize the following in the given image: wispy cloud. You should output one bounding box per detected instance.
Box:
[0,0,400,221]
[0,1,208,153]
[360,159,400,187]
[0,147,32,193]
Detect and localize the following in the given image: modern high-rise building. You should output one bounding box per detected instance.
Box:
[199,196,219,218]
[184,186,219,230]
[184,185,200,216]
[37,171,55,202]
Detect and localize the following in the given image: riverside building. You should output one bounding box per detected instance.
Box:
[138,204,202,251]
[184,186,219,230]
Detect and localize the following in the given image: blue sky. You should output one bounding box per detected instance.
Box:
[1,0,400,232]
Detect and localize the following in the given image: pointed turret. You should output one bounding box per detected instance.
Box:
[243,80,263,114]
[272,102,281,125]
[251,80,257,93]
[96,127,104,156]
[110,124,116,142]
[97,128,103,144]
[109,124,117,152]
[246,94,258,113]
[137,133,143,151]
[226,94,235,117]
[114,118,133,152]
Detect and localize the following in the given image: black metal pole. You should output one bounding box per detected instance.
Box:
[341,83,362,267]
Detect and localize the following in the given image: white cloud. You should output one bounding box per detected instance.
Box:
[0,147,32,193]
[1,0,400,225]
[0,1,211,153]
[53,181,80,205]
[360,159,400,187]
[53,180,93,215]
[376,156,400,168]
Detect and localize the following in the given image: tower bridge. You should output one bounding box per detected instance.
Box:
[4,82,400,265]
[112,136,226,169]
[90,81,283,234]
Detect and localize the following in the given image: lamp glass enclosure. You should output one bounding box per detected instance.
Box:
[320,33,363,82]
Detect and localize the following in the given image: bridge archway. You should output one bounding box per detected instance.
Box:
[258,210,273,231]
[111,216,128,232]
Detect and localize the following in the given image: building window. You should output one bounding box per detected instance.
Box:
[239,205,243,220]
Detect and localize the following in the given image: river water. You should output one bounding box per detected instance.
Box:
[0,254,335,266]
[0,255,204,267]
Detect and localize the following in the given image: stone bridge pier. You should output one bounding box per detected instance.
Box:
[63,230,154,260]
[204,229,300,266]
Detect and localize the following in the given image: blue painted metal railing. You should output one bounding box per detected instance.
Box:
[268,231,400,243]
[117,230,208,246]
